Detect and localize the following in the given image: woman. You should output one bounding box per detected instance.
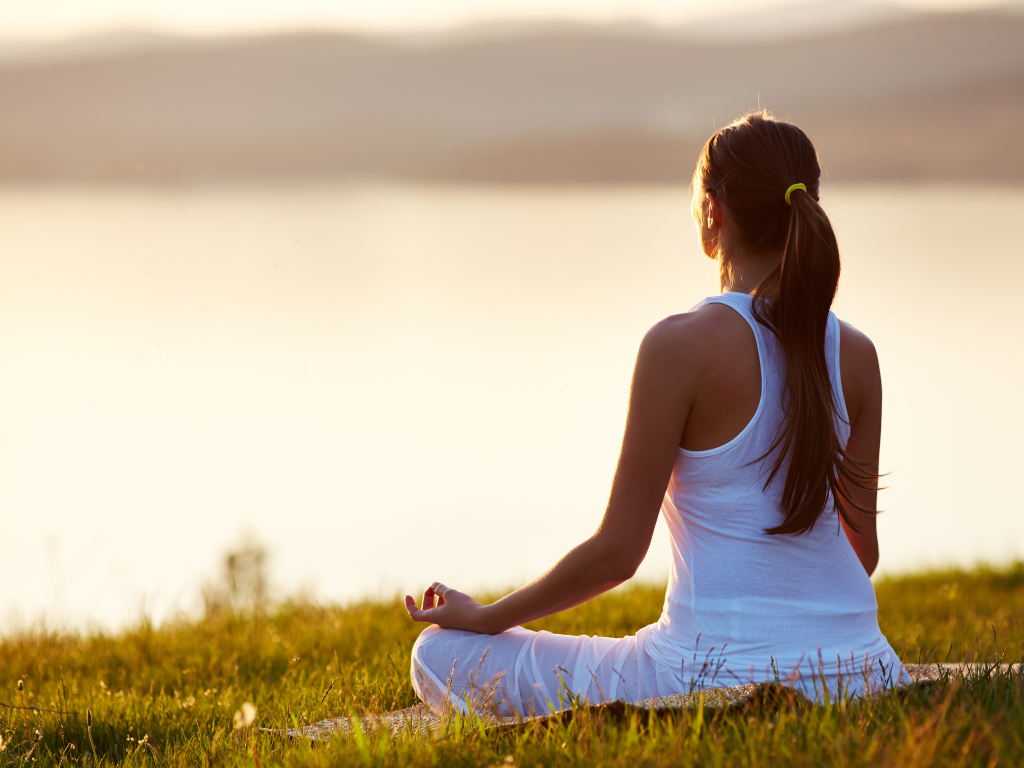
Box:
[405,111,906,715]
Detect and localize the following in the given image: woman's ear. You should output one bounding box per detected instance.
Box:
[697,192,720,259]
[706,194,721,230]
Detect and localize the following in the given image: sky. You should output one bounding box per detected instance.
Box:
[0,0,1009,39]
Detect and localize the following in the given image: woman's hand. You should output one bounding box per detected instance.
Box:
[405,582,495,634]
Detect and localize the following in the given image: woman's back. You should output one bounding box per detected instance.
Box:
[639,292,900,694]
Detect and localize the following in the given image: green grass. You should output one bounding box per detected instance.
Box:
[2,563,1023,767]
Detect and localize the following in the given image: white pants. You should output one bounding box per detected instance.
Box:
[410,624,909,716]
[410,625,640,717]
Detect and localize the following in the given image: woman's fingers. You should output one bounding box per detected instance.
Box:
[421,586,437,611]
[405,594,435,621]
[405,595,427,621]
[406,583,446,622]
[404,583,484,631]
[431,582,448,606]
[405,582,460,623]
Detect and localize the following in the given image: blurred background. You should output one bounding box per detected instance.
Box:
[1,0,1022,631]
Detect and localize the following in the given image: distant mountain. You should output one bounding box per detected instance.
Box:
[676,0,918,40]
[0,8,1022,183]
[0,30,205,66]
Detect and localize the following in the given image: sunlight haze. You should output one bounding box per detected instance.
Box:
[1,0,1022,633]
[0,0,1009,38]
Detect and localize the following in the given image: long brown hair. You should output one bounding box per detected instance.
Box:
[691,111,877,536]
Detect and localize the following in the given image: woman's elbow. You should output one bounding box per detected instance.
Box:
[854,540,879,577]
[590,523,651,584]
[863,551,879,578]
[608,559,639,584]
[599,542,645,583]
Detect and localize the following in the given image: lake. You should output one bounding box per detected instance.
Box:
[1,183,1022,631]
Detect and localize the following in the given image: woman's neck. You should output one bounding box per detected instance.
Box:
[717,238,783,294]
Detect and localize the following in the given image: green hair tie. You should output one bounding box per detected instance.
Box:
[784,183,807,205]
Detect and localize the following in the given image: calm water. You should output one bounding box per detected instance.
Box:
[1,183,1022,631]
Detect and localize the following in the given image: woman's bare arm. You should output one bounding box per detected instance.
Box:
[836,321,882,576]
[406,314,703,634]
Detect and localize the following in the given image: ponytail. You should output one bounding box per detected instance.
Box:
[693,111,877,536]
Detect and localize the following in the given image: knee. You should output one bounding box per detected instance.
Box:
[413,625,470,678]
[411,625,442,666]
[410,626,444,679]
[410,625,455,707]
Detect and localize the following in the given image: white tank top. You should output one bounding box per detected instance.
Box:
[641,292,903,689]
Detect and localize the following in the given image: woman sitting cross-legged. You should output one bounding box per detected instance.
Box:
[405,111,907,716]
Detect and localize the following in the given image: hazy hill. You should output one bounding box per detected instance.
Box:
[0,8,1022,183]
[675,0,917,40]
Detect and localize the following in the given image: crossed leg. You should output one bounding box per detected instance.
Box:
[410,624,641,717]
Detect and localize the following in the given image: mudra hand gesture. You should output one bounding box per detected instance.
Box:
[405,582,491,633]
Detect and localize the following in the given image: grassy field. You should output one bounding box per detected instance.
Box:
[1,563,1022,767]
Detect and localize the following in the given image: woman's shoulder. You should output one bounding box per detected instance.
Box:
[837,318,881,425]
[639,302,759,382]
[645,302,752,352]
[838,319,879,371]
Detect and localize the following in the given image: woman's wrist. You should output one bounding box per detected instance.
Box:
[478,601,511,635]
